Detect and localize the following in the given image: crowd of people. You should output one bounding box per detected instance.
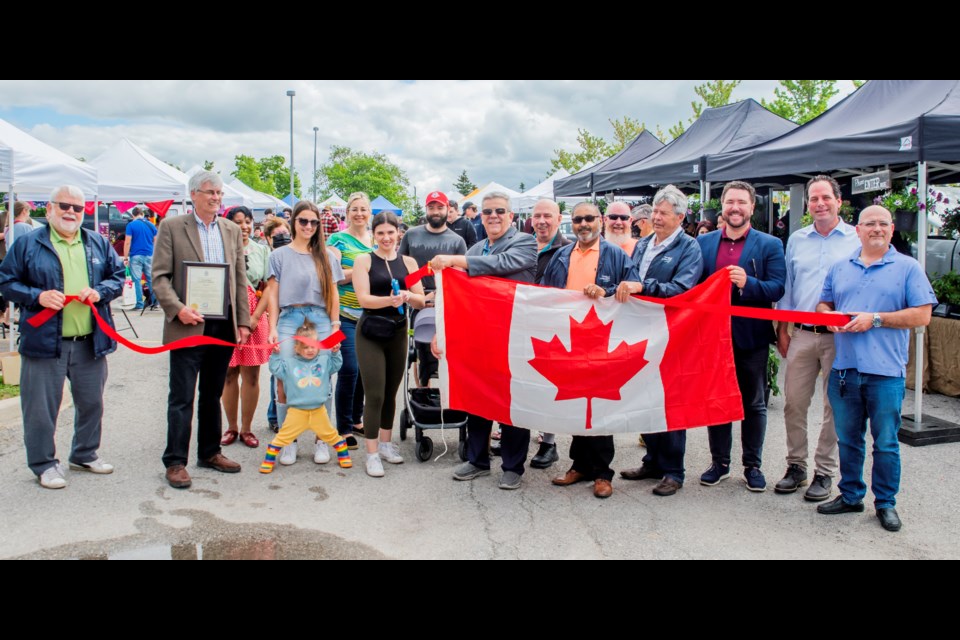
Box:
[0,172,938,535]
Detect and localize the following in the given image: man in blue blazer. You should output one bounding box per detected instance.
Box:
[696,181,786,492]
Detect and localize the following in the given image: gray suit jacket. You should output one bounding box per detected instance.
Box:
[465,226,537,284]
[152,214,251,345]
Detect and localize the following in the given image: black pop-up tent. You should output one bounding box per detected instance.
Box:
[593,99,796,194]
[706,80,960,186]
[553,129,664,198]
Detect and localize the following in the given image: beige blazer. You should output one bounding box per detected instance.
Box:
[152,214,251,345]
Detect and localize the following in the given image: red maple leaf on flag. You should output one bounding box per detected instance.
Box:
[528,306,649,430]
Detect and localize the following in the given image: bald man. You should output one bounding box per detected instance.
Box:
[605,202,637,255]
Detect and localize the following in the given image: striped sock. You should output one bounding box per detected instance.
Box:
[260,445,281,474]
[334,440,352,468]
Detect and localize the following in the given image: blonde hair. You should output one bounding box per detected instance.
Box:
[294,319,318,353]
[346,191,371,215]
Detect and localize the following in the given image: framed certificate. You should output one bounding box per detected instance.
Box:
[182,261,229,320]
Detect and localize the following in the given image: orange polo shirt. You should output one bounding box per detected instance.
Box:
[566,241,600,291]
[618,238,638,255]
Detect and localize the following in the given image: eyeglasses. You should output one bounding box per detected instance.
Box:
[52,201,85,214]
[481,208,508,216]
[195,189,224,197]
[297,218,320,228]
[606,214,630,221]
[572,215,599,224]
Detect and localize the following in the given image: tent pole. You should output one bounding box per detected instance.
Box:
[7,186,15,352]
[914,161,928,423]
[94,193,100,239]
[701,182,709,221]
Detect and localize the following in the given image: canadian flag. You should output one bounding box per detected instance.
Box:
[437,269,744,435]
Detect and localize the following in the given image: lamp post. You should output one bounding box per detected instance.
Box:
[313,126,319,201]
[286,89,295,204]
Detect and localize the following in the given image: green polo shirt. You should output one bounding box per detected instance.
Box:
[50,228,93,337]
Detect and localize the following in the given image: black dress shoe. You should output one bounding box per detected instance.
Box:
[652,477,682,496]
[774,464,807,494]
[803,474,832,502]
[529,442,559,469]
[876,508,902,532]
[817,495,865,515]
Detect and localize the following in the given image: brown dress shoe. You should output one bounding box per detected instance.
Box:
[620,465,664,481]
[166,464,192,489]
[652,477,682,496]
[552,469,588,486]
[594,478,613,498]
[198,453,241,473]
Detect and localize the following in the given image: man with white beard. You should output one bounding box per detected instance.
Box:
[604,201,637,255]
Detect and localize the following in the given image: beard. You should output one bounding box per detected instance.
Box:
[605,229,630,245]
[427,214,447,229]
[54,219,81,235]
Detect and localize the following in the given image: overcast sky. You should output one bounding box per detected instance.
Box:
[0,80,857,200]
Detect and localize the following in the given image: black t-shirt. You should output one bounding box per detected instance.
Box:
[447,216,478,249]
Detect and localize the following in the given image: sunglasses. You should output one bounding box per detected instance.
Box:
[572,215,599,224]
[297,218,320,228]
[606,214,630,221]
[53,201,85,214]
[481,208,508,216]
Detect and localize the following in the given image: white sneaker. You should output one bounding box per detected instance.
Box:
[378,442,404,464]
[69,457,114,474]
[279,441,298,465]
[313,441,331,464]
[39,463,67,489]
[365,453,385,477]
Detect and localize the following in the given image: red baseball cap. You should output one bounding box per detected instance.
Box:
[425,191,449,207]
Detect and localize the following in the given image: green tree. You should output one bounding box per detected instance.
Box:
[667,121,686,140]
[231,155,301,197]
[406,201,425,226]
[453,170,477,195]
[691,80,741,119]
[317,145,411,212]
[608,116,646,154]
[761,80,839,124]
[852,80,866,88]
[550,128,611,174]
[519,182,526,191]
[203,160,215,171]
[232,155,272,194]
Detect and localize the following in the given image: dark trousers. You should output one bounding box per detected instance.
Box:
[707,345,768,469]
[335,317,365,435]
[467,414,529,475]
[570,435,615,481]
[163,319,235,468]
[642,430,687,483]
[356,316,407,440]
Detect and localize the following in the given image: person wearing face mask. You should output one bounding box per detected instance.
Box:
[261,217,292,433]
[0,185,126,490]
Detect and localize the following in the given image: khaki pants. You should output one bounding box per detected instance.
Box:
[783,328,838,477]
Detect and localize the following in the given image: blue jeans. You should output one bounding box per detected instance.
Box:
[267,375,277,424]
[277,306,333,417]
[129,254,155,307]
[827,369,904,509]
[335,316,364,436]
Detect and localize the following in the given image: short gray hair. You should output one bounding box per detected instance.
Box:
[482,191,511,210]
[652,185,687,215]
[50,184,84,203]
[189,170,223,193]
[631,204,653,220]
[572,201,600,217]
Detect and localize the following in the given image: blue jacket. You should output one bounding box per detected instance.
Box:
[630,232,704,298]
[697,228,786,350]
[542,238,638,295]
[269,350,342,409]
[0,226,126,359]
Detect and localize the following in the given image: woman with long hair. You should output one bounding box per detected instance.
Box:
[328,192,375,448]
[352,212,425,476]
[266,200,344,465]
[221,207,272,448]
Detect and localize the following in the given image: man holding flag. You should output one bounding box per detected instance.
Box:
[430,191,537,490]
[542,202,637,499]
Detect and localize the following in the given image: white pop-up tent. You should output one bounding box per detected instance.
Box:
[228,179,288,214]
[461,182,523,210]
[513,169,576,212]
[319,192,347,214]
[92,138,189,203]
[0,117,98,200]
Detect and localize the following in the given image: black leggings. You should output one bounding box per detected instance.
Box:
[356,315,408,440]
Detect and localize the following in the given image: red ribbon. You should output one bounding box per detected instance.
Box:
[404,264,433,289]
[28,296,345,355]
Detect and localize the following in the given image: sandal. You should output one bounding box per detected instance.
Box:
[220,430,239,446]
[239,431,260,448]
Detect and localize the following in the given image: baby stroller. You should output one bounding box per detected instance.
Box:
[398,308,469,462]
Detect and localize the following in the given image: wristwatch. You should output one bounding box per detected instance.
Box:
[872,313,882,328]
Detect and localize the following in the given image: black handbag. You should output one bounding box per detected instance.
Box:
[360,314,404,341]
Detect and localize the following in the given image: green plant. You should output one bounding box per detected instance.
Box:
[932,271,960,306]
[704,197,722,211]
[767,346,781,397]
[940,206,960,238]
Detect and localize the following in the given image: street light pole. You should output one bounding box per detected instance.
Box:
[313,126,319,201]
[286,89,296,204]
